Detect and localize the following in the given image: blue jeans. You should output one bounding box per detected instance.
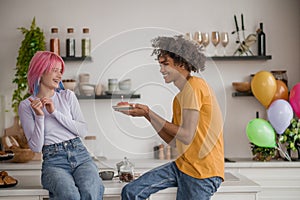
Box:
[41,137,104,200]
[121,161,222,200]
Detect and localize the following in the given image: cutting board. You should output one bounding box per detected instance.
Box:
[4,116,41,160]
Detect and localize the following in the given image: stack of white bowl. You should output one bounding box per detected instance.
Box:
[79,73,95,96]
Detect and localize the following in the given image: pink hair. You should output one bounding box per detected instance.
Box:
[27,51,65,94]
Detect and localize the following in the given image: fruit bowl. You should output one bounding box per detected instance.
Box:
[232,82,251,92]
[62,79,76,91]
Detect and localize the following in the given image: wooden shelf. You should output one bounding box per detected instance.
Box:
[62,56,92,61]
[232,92,254,97]
[77,94,141,99]
[209,55,272,61]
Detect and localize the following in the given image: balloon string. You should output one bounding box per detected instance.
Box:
[276,142,292,162]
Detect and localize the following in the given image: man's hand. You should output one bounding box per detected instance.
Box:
[119,103,149,118]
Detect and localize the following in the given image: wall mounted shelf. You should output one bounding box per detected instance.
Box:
[232,92,253,97]
[62,56,92,61]
[209,55,272,61]
[77,94,141,99]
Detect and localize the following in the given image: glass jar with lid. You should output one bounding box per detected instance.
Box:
[50,27,60,55]
[66,28,75,57]
[118,157,134,182]
[81,28,91,57]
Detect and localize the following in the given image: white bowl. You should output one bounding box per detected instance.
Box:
[80,84,95,96]
[118,79,131,90]
[79,73,90,83]
[62,80,76,91]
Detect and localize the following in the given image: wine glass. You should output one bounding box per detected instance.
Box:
[193,31,203,45]
[220,32,229,56]
[211,31,220,56]
[185,32,193,40]
[201,32,210,49]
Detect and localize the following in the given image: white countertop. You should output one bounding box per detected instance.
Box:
[0,158,268,197]
[2,157,300,197]
[0,172,259,197]
[1,157,300,171]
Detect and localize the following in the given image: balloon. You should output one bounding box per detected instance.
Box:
[267,99,293,134]
[246,118,276,148]
[290,83,300,118]
[270,80,289,104]
[251,71,277,108]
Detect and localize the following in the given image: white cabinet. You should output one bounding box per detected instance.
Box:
[226,159,300,200]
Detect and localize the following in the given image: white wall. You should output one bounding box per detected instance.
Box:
[0,0,299,159]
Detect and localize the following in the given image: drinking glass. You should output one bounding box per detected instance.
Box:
[185,32,193,40]
[220,32,229,56]
[201,32,210,48]
[211,31,220,56]
[193,31,203,45]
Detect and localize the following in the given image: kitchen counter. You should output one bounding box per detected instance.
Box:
[1,157,300,171]
[2,158,300,199]
[0,172,259,199]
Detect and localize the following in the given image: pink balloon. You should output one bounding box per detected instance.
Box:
[289,83,300,118]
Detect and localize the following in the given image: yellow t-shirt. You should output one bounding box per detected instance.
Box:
[174,76,224,180]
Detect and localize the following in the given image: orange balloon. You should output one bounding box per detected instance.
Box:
[270,80,289,104]
[251,71,277,108]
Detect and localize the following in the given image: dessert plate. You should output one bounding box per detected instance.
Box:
[112,105,133,111]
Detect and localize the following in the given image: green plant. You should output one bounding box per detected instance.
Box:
[250,143,276,161]
[279,118,300,154]
[12,17,46,115]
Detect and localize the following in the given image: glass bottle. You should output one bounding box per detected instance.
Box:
[66,28,75,57]
[119,157,134,182]
[257,23,266,56]
[50,28,60,55]
[81,28,91,57]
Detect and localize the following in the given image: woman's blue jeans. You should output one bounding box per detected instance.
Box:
[121,161,222,200]
[41,137,104,200]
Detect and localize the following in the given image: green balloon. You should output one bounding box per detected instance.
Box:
[246,118,276,148]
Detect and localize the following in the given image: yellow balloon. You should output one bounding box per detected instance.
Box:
[251,71,277,108]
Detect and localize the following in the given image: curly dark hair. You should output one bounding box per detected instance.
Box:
[151,35,206,72]
[153,49,197,73]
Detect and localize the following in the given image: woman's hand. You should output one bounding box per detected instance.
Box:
[40,97,55,114]
[29,98,44,116]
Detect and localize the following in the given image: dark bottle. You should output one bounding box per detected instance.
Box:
[50,28,60,55]
[257,23,266,56]
[66,28,75,57]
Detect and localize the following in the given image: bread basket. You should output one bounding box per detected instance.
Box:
[9,148,35,163]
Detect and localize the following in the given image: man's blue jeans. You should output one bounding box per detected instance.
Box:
[121,161,222,200]
[41,137,104,200]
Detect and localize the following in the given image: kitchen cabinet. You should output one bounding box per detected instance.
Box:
[226,158,300,200]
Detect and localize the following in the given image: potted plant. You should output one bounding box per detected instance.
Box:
[11,17,46,115]
[250,143,276,161]
[279,118,300,160]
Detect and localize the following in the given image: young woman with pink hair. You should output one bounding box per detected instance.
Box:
[18,51,104,199]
